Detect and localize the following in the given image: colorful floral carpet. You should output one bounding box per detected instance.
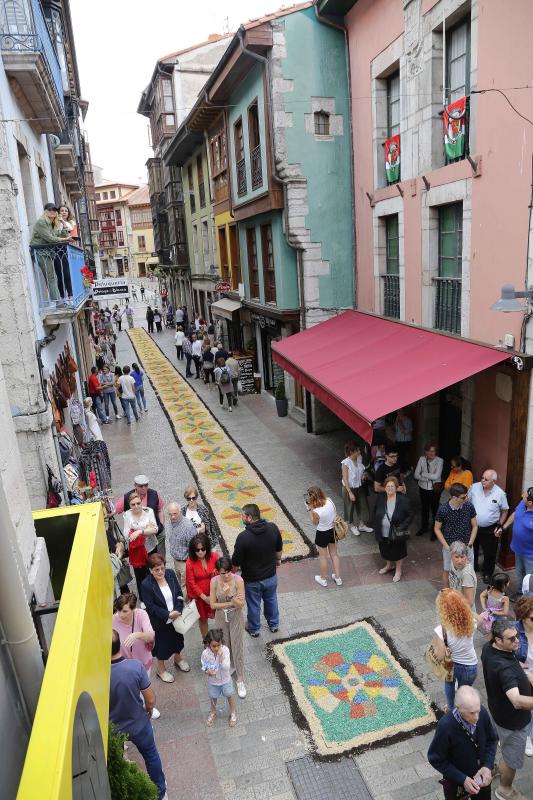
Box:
[271,619,436,757]
[128,329,312,560]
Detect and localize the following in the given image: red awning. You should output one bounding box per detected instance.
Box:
[271,311,510,443]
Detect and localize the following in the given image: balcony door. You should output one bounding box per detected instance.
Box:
[435,203,462,334]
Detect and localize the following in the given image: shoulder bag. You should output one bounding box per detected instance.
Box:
[334,514,348,541]
[385,506,410,542]
[427,458,444,493]
[424,626,453,681]
[173,599,200,635]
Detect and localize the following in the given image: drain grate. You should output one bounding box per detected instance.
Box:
[286,756,374,800]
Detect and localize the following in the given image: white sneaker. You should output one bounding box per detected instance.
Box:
[237,681,247,698]
[526,736,533,757]
[331,573,343,586]
[229,406,233,412]
[350,525,361,536]
[358,524,373,533]
[151,707,161,720]
[314,575,327,587]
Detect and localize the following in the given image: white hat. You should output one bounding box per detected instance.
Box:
[522,574,533,596]
[134,474,149,485]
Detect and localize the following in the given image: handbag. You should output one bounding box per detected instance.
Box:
[424,627,453,681]
[127,530,148,568]
[172,599,200,635]
[426,458,444,493]
[384,507,410,542]
[334,514,348,541]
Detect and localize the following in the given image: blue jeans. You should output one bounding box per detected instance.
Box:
[444,662,477,707]
[514,553,533,595]
[103,391,119,417]
[244,574,279,634]
[91,394,107,423]
[135,385,147,411]
[123,397,139,422]
[128,718,166,798]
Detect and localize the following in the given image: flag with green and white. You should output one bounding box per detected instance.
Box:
[444,97,467,160]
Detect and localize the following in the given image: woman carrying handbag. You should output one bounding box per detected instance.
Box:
[374,476,412,582]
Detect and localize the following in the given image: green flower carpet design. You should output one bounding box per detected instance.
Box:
[127,329,312,559]
[271,619,436,757]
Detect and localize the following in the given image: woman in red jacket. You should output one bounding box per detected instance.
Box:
[186,533,220,639]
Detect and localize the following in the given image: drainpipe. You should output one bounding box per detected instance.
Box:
[0,480,44,722]
[314,4,357,309]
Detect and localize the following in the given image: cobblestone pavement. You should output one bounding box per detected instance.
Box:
[102,303,533,800]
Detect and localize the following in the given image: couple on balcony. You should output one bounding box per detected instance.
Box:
[30,203,78,303]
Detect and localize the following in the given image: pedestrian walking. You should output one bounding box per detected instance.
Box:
[469,470,509,583]
[125,304,134,329]
[140,285,145,301]
[305,486,342,588]
[122,490,158,604]
[202,342,215,384]
[494,488,533,598]
[427,685,497,800]
[225,353,240,406]
[434,484,478,589]
[174,326,185,360]
[191,334,203,378]
[210,556,246,699]
[109,630,167,800]
[88,365,108,423]
[181,485,216,548]
[374,476,411,582]
[175,306,184,325]
[479,574,510,634]
[183,334,193,377]
[481,617,533,800]
[141,554,190,682]
[232,503,282,637]
[132,286,138,301]
[186,533,220,640]
[161,287,168,307]
[515,595,533,757]
[414,443,444,538]
[167,502,197,601]
[112,304,123,332]
[201,629,237,728]
[146,305,154,334]
[448,541,478,608]
[118,365,140,424]
[100,364,121,419]
[154,308,162,333]
[114,366,128,416]
[115,475,166,558]
[432,588,478,708]
[131,362,148,414]
[83,397,103,441]
[214,358,233,411]
[341,441,372,536]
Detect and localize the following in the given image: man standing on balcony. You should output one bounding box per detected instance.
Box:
[30,204,73,302]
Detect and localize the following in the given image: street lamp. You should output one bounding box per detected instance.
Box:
[491,284,533,312]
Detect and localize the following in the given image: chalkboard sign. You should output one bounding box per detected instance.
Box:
[237,357,255,394]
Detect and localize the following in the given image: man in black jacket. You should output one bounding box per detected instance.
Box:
[428,686,497,799]
[232,503,283,637]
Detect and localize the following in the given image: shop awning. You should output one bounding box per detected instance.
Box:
[271,311,510,442]
[211,298,241,321]
[146,257,159,265]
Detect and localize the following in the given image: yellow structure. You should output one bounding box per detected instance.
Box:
[214,210,240,290]
[127,185,157,279]
[18,503,113,799]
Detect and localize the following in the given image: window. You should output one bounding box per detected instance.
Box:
[197,154,206,208]
[248,101,262,190]
[192,224,199,268]
[110,190,116,199]
[248,101,260,150]
[314,111,330,136]
[234,118,246,197]
[435,203,462,334]
[138,262,146,277]
[229,224,241,290]
[102,191,108,200]
[117,229,124,246]
[260,223,276,304]
[202,220,209,266]
[387,71,400,138]
[150,75,176,147]
[137,235,146,251]
[446,19,471,104]
[187,164,196,214]
[218,227,229,280]
[382,215,400,319]
[115,209,122,226]
[210,123,229,203]
[386,216,399,276]
[246,227,259,298]
[95,192,101,201]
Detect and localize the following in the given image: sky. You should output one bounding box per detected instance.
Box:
[70,0,291,186]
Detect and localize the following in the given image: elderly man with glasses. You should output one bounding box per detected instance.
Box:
[468,470,509,584]
[481,617,533,800]
[167,502,196,600]
[434,483,478,589]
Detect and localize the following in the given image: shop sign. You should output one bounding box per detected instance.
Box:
[251,313,278,331]
[92,278,129,299]
[215,281,231,293]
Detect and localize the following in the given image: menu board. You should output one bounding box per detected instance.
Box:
[237,356,255,394]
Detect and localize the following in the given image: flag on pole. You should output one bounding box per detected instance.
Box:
[444,97,467,160]
[384,135,400,184]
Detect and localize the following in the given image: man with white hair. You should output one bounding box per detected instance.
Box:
[428,685,497,799]
[469,469,509,584]
[167,502,196,599]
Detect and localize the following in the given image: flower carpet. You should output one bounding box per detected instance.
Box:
[128,328,312,559]
[271,619,436,757]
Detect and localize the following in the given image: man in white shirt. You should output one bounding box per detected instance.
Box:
[468,469,508,584]
[414,443,443,539]
[191,334,202,379]
[119,366,140,424]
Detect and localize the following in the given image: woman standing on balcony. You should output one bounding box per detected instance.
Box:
[58,205,78,239]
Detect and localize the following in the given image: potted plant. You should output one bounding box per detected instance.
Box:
[275,381,288,417]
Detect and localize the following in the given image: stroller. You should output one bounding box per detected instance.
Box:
[165,306,175,328]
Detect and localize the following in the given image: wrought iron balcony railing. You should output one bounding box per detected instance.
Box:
[237,157,247,197]
[382,274,400,319]
[434,276,461,334]
[251,144,262,190]
[31,243,89,314]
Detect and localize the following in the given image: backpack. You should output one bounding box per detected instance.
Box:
[220,368,230,385]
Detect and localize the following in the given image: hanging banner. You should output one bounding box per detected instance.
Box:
[384,135,401,184]
[92,278,129,299]
[444,96,467,160]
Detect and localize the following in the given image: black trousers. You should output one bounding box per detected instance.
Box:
[175,345,183,360]
[473,524,499,577]
[193,355,202,378]
[147,320,154,333]
[442,784,491,800]
[419,487,440,533]
[185,353,193,375]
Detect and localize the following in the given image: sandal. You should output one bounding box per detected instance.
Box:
[206,710,216,727]
[228,712,237,728]
[378,566,394,575]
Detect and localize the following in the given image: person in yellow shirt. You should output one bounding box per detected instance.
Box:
[444,456,474,490]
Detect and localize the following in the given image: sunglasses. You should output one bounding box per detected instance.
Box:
[502,634,518,642]
[195,547,206,553]
[186,496,197,501]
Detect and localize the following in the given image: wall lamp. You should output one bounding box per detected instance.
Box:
[491,284,533,313]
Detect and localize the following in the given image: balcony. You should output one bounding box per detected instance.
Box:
[30,243,90,321]
[381,274,400,319]
[251,144,263,191]
[237,158,247,197]
[0,0,65,134]
[434,277,461,334]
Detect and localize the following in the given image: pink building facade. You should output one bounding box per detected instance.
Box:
[334,0,533,517]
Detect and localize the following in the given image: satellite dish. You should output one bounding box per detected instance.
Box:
[49,134,61,149]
